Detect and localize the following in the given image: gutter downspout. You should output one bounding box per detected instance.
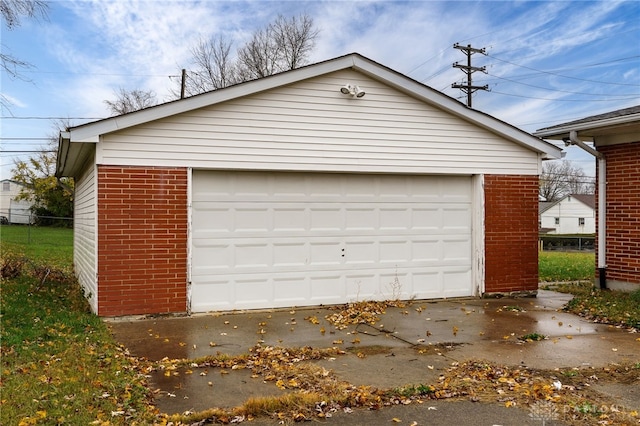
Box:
[568,130,607,289]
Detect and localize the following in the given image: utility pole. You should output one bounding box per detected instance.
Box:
[451,43,489,108]
[180,69,186,99]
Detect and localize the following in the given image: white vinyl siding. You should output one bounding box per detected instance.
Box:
[98,70,538,175]
[540,197,595,234]
[74,157,98,312]
[190,171,473,312]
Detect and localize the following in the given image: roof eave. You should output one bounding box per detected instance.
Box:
[534,112,640,140]
[64,52,562,160]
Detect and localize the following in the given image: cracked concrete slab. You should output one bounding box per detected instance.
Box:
[108,290,640,424]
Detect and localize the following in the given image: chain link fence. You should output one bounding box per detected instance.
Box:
[539,234,595,252]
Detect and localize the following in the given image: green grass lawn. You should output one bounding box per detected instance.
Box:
[539,251,640,329]
[1,226,156,424]
[1,224,73,268]
[539,251,595,282]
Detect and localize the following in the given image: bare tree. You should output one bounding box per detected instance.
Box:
[539,160,594,201]
[237,14,318,80]
[1,0,47,29]
[1,0,48,109]
[104,88,157,116]
[237,25,281,79]
[183,35,237,96]
[175,13,319,97]
[270,14,318,70]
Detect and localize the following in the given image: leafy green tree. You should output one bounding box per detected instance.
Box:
[12,124,74,226]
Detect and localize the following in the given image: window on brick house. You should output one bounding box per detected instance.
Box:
[578,217,585,226]
[554,217,560,225]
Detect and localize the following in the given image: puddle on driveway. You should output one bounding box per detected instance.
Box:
[479,310,600,341]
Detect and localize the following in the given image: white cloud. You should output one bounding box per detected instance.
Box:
[0,93,28,109]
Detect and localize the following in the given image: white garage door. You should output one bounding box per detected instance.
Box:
[190,171,472,312]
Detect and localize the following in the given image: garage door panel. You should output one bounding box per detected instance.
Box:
[379,240,410,263]
[310,208,342,230]
[273,208,307,231]
[345,273,380,300]
[443,207,471,230]
[236,278,271,305]
[311,275,344,301]
[274,277,308,304]
[380,209,410,229]
[191,171,472,312]
[442,269,473,296]
[192,243,232,270]
[191,280,235,311]
[235,244,270,267]
[273,242,308,266]
[309,242,341,265]
[235,208,270,231]
[443,239,473,261]
[345,208,376,230]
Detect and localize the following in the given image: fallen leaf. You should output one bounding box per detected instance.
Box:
[392,418,402,423]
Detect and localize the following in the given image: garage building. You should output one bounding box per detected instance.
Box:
[56,53,561,316]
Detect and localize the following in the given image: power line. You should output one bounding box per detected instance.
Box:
[1,116,104,120]
[0,150,56,153]
[489,89,639,102]
[0,137,51,140]
[480,73,637,97]
[486,54,640,87]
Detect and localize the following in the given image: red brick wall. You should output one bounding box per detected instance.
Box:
[596,141,640,285]
[484,175,539,294]
[97,166,188,316]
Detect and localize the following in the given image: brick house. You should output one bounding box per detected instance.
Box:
[56,53,561,316]
[535,106,640,291]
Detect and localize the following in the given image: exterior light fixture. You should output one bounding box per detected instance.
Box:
[339,84,365,98]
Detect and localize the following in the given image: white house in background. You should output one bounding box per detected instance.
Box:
[0,179,33,224]
[539,193,595,234]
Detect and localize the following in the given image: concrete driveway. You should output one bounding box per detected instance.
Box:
[109,290,639,425]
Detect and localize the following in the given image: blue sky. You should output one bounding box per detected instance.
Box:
[2,0,639,179]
